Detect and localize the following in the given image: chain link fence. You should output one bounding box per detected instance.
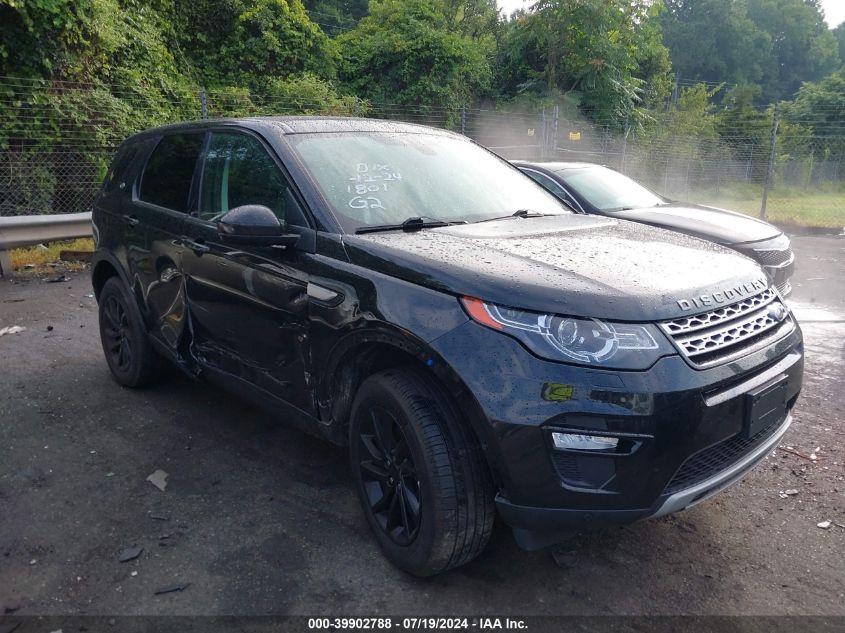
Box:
[1,77,842,226]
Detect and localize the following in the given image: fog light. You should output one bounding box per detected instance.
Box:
[552,432,619,451]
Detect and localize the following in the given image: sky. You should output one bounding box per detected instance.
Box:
[496,0,845,28]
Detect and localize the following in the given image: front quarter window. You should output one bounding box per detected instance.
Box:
[289,132,571,231]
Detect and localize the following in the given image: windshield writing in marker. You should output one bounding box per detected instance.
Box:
[347,162,403,222]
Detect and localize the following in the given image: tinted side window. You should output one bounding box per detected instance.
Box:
[200,132,296,223]
[140,134,204,213]
[103,144,138,193]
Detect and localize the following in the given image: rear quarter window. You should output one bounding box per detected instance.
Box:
[103,144,139,193]
[139,133,205,213]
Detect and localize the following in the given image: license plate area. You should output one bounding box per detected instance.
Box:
[744,375,788,438]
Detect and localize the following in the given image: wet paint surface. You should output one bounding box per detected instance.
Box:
[347,215,765,321]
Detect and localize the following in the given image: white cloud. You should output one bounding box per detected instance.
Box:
[820,0,845,28]
[497,0,536,17]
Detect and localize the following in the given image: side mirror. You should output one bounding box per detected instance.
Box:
[217,205,300,248]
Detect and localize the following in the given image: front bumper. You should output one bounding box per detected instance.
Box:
[495,413,792,549]
[737,235,794,297]
[430,318,803,548]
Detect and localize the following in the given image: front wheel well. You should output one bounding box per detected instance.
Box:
[326,343,419,439]
[323,341,500,487]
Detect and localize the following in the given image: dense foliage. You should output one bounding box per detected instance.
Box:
[0,0,842,214]
[661,0,840,102]
[497,0,671,126]
[337,0,493,111]
[2,0,842,131]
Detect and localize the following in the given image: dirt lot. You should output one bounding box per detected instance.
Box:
[0,235,843,617]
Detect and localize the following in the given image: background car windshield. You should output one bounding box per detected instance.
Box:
[291,132,570,231]
[560,167,666,211]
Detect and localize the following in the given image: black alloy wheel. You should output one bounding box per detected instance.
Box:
[349,367,495,576]
[357,406,422,546]
[101,293,133,374]
[97,276,164,387]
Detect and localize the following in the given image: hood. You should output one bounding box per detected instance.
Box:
[611,204,781,245]
[343,215,769,322]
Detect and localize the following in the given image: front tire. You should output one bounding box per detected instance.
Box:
[349,367,494,576]
[98,276,163,387]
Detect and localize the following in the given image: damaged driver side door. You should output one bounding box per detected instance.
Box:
[179,129,315,415]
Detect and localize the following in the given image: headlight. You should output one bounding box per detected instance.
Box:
[461,297,674,369]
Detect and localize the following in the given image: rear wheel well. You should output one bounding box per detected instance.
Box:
[92,260,119,299]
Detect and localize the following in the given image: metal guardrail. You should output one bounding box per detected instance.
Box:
[0,212,92,277]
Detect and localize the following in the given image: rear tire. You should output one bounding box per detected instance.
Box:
[98,276,163,387]
[349,367,494,576]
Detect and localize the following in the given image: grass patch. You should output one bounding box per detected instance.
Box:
[686,186,844,228]
[10,238,94,271]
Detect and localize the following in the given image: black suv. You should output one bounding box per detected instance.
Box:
[92,117,803,576]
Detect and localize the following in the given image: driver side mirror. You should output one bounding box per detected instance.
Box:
[217,205,300,248]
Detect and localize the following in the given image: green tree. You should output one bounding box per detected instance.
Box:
[661,0,840,103]
[497,0,672,126]
[494,11,546,98]
[660,0,771,88]
[659,83,722,139]
[0,0,198,145]
[0,0,95,78]
[303,0,368,36]
[441,0,500,39]
[747,0,840,102]
[634,83,735,190]
[173,0,338,86]
[337,0,493,111]
[783,68,845,162]
[835,23,845,64]
[715,84,772,180]
[0,0,199,214]
[0,0,354,215]
[632,3,673,113]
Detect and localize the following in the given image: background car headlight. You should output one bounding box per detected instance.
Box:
[461,297,674,369]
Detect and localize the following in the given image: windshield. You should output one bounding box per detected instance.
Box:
[559,166,666,211]
[289,132,571,231]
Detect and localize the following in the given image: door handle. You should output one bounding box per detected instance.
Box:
[122,214,140,227]
[183,238,210,254]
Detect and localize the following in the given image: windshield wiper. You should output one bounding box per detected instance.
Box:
[355,216,466,235]
[474,209,548,224]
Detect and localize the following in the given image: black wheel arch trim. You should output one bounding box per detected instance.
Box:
[315,325,503,487]
[92,250,132,299]
[91,251,149,324]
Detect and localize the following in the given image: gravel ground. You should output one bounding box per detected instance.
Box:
[0,235,842,617]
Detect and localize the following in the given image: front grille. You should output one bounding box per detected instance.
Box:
[660,289,793,368]
[753,247,794,268]
[662,288,776,335]
[664,415,786,495]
